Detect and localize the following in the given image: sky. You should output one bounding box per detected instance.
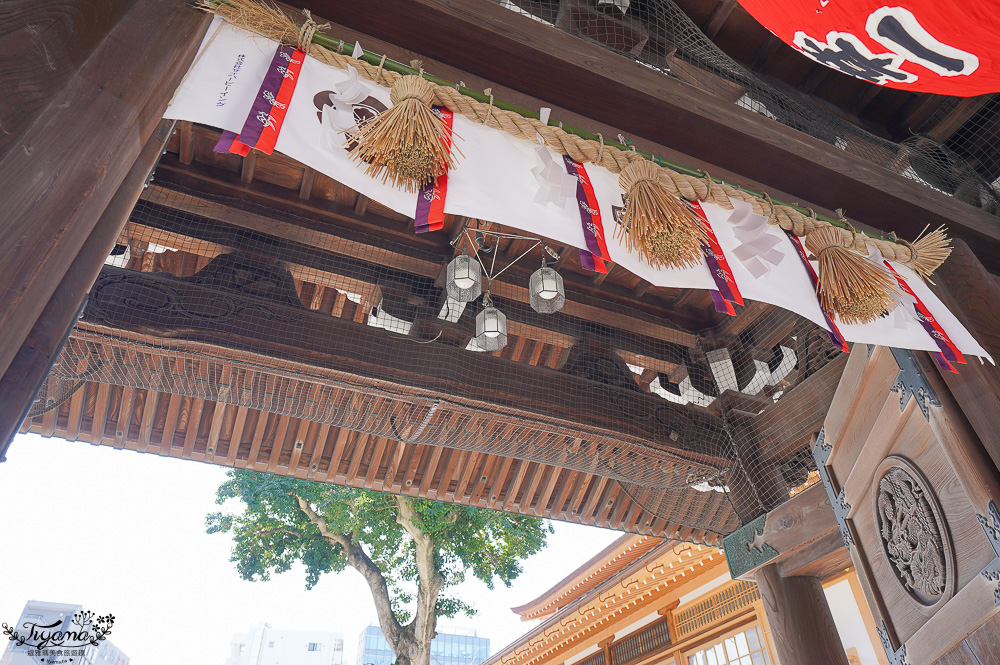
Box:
[0,433,621,665]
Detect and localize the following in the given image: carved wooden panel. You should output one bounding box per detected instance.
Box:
[818,346,1000,665]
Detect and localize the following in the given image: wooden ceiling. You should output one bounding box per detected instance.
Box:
[18,121,847,545]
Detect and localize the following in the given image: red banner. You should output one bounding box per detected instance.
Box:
[735,0,999,95]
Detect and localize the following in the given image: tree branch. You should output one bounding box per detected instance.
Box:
[295,494,408,647]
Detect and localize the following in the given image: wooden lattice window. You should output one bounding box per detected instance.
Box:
[609,617,671,665]
[672,580,760,641]
[579,649,606,665]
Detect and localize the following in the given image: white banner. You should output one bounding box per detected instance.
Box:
[165,18,992,363]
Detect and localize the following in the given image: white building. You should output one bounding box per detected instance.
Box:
[1,600,129,665]
[226,623,344,665]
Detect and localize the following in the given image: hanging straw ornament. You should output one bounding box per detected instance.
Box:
[347,71,459,192]
[804,225,899,325]
[617,160,707,269]
[904,225,952,281]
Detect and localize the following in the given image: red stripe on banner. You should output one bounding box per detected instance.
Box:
[414,107,453,234]
[883,261,966,365]
[576,165,611,261]
[689,200,743,308]
[254,48,305,155]
[785,230,849,353]
[564,157,607,273]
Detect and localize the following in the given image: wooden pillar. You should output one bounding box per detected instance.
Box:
[0,120,178,458]
[599,636,615,665]
[929,239,1000,469]
[0,0,210,452]
[754,564,849,665]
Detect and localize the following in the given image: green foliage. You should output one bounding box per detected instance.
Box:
[208,469,552,622]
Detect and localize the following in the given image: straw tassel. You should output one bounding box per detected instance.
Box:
[905,225,951,280]
[804,226,899,325]
[617,161,707,269]
[347,74,458,192]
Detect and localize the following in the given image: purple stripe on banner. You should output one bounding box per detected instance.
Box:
[214,130,238,153]
[701,242,737,305]
[911,305,959,363]
[414,187,433,233]
[579,249,596,271]
[238,45,294,148]
[710,289,731,314]
[931,351,955,373]
[563,157,604,262]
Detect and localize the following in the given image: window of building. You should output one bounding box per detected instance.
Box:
[686,625,770,665]
[309,643,323,652]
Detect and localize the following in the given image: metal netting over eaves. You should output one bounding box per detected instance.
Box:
[496,0,999,214]
[29,180,846,541]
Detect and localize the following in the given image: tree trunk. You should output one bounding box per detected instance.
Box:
[296,494,445,665]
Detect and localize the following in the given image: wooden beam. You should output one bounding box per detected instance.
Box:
[750,36,782,72]
[179,121,195,165]
[702,0,739,40]
[926,95,992,142]
[152,158,708,336]
[82,284,713,466]
[723,482,850,580]
[799,65,830,96]
[299,166,316,200]
[845,84,882,116]
[0,0,209,383]
[240,151,257,184]
[753,353,849,462]
[307,0,1000,271]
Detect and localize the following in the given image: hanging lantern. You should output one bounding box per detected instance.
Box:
[476,294,507,351]
[529,259,565,314]
[446,252,482,303]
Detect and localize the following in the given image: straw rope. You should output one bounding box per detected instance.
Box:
[202,0,950,274]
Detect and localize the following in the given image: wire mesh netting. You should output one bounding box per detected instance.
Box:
[496,0,1000,214]
[29,176,850,542]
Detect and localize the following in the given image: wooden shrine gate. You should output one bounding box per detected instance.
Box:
[724,335,1000,665]
[816,346,1000,665]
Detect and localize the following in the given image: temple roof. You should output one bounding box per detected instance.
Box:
[511,535,661,620]
[487,539,727,665]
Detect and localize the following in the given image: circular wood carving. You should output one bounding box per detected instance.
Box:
[873,456,955,607]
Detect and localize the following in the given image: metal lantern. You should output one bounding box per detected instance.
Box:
[529,260,565,314]
[475,294,508,351]
[446,252,482,303]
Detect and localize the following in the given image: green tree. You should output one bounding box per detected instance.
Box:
[208,470,552,665]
